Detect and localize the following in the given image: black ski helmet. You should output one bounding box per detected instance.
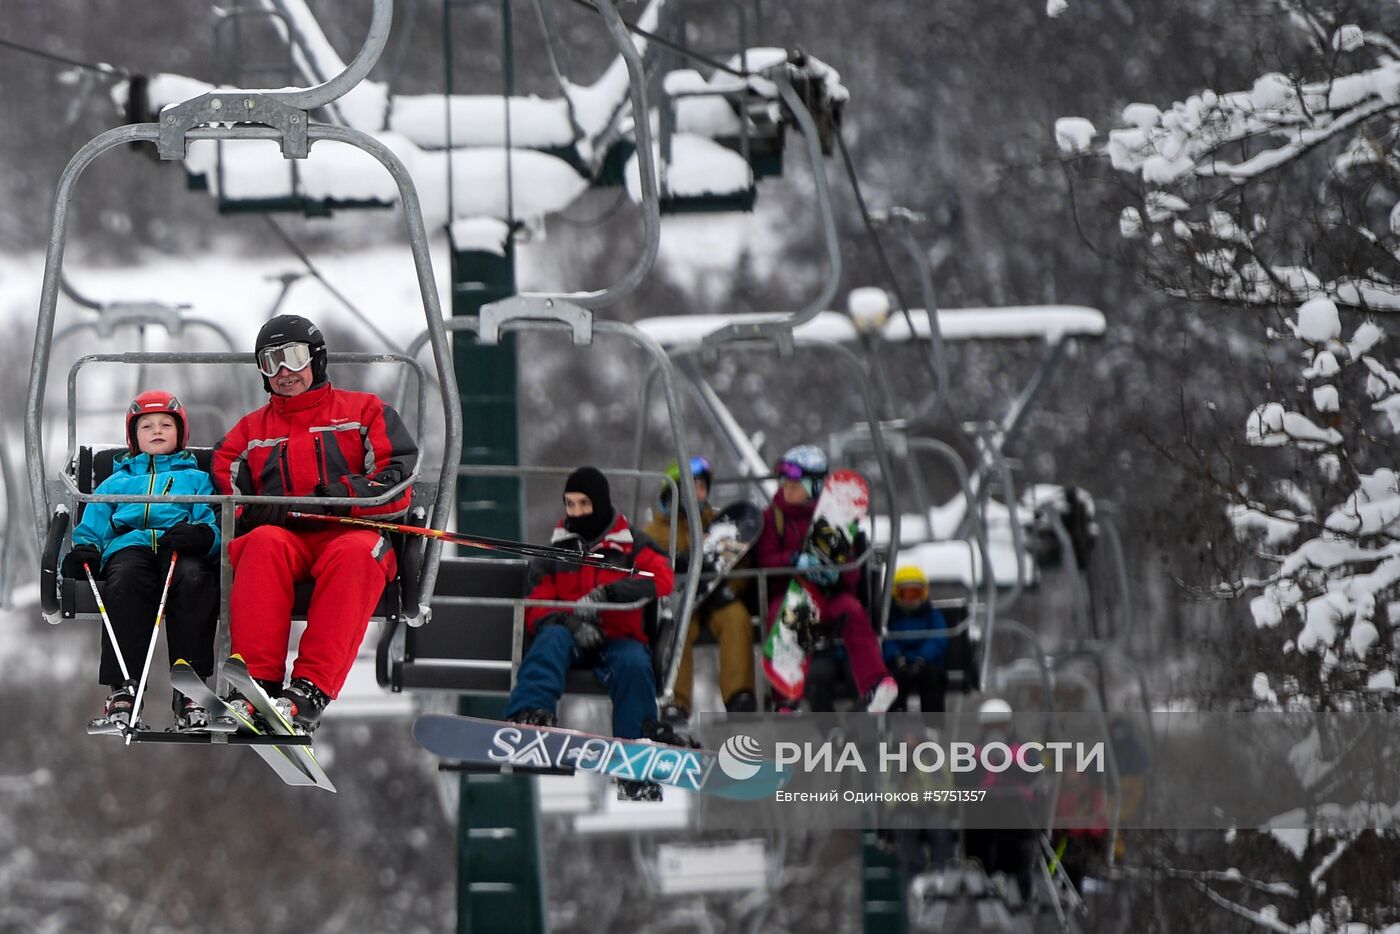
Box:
[254,314,328,393]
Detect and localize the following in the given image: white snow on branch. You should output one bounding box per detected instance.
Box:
[1054,117,1096,154]
[1291,298,1341,342]
[1228,503,1303,546]
[1246,403,1342,449]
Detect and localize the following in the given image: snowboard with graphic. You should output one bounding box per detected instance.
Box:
[413,713,790,801]
[763,469,871,702]
[693,501,763,606]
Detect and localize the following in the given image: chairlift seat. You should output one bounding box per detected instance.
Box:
[45,445,423,623]
[381,556,642,698]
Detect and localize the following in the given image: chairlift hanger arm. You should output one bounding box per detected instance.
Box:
[519,0,659,310]
[704,75,839,349]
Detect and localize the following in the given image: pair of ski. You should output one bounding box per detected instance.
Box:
[175,656,336,792]
[89,657,333,790]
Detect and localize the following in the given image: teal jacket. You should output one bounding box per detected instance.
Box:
[70,451,221,567]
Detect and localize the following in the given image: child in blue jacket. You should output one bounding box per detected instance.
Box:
[62,391,221,731]
[884,565,952,713]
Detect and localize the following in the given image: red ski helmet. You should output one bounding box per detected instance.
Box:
[126,390,188,454]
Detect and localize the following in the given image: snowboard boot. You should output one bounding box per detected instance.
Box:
[616,778,664,802]
[87,682,136,734]
[725,690,757,713]
[642,717,701,749]
[274,678,330,735]
[505,708,557,728]
[659,703,689,727]
[172,690,212,732]
[864,676,899,714]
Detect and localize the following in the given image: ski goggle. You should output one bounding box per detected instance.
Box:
[776,460,806,481]
[256,341,314,378]
[895,584,929,602]
[776,459,825,484]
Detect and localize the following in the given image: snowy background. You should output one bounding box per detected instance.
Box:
[5,0,1400,932]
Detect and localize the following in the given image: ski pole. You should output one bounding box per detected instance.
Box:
[126,553,178,746]
[84,563,131,683]
[287,512,656,578]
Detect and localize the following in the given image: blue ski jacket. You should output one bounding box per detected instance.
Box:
[70,451,221,567]
[883,603,950,667]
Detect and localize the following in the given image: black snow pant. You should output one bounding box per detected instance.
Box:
[891,661,948,713]
[964,827,1035,902]
[97,546,219,693]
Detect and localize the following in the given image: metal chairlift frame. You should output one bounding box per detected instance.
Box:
[868,207,949,423]
[387,316,705,706]
[54,271,261,418]
[636,334,904,644]
[26,0,461,644]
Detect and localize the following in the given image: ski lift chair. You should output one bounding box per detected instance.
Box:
[377,313,704,710]
[40,351,436,630]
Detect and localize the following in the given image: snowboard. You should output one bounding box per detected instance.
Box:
[693,501,763,607]
[763,469,871,702]
[413,713,791,801]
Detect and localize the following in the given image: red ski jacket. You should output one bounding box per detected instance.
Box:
[524,512,674,644]
[211,382,417,519]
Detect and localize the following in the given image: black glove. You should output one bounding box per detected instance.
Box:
[61,544,103,578]
[239,502,291,532]
[160,522,215,556]
[313,481,354,517]
[538,611,605,652]
[573,585,611,622]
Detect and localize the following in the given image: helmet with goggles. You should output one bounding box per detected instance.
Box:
[658,456,713,515]
[893,565,929,602]
[776,445,828,498]
[254,315,327,392]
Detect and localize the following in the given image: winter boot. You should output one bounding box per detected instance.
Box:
[616,778,664,802]
[505,708,557,728]
[172,690,211,732]
[864,676,899,714]
[725,690,757,713]
[274,677,330,734]
[87,682,136,734]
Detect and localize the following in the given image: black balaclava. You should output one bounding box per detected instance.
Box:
[563,466,614,544]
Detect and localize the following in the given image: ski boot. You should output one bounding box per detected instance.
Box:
[616,778,664,802]
[87,682,136,735]
[505,708,557,728]
[275,678,330,734]
[221,691,261,731]
[172,690,212,732]
[864,676,899,714]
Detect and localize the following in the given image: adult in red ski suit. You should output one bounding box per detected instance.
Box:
[504,467,674,740]
[211,315,417,729]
